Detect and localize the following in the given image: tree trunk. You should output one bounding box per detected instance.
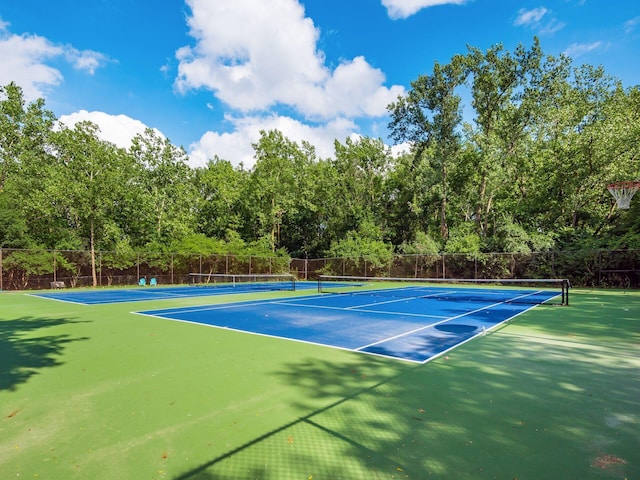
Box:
[90,221,97,287]
[476,172,487,235]
[440,163,449,238]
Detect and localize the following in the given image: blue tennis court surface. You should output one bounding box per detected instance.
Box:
[31,282,318,305]
[137,286,560,363]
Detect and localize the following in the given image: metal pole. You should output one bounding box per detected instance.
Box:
[598,250,602,286]
[475,256,478,279]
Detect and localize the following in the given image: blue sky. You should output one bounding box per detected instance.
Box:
[1,0,638,168]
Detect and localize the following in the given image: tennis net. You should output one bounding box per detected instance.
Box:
[189,273,296,292]
[317,275,570,306]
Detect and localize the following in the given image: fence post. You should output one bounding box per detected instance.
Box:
[53,250,57,283]
[171,253,174,285]
[1,247,3,291]
[598,250,602,285]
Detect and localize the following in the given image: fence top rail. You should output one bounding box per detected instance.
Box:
[1,248,639,258]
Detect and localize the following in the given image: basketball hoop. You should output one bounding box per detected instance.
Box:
[607,181,640,209]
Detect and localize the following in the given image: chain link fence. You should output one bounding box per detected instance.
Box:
[1,248,638,291]
[290,250,640,288]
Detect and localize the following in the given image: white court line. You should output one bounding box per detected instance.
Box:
[133,294,325,317]
[355,297,529,352]
[27,293,88,305]
[273,300,448,319]
[343,290,457,310]
[134,310,415,362]
[134,290,558,364]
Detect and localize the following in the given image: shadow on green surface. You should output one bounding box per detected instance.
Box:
[171,356,410,480]
[0,316,87,391]
[172,291,639,479]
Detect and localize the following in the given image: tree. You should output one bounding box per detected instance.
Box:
[0,83,59,248]
[129,129,197,249]
[52,121,137,286]
[327,219,394,276]
[524,61,622,232]
[330,137,392,238]
[389,59,466,239]
[460,40,544,236]
[246,130,315,252]
[194,156,247,240]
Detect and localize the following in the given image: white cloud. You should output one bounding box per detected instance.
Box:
[514,7,565,35]
[188,114,359,169]
[624,16,640,34]
[390,142,412,158]
[66,48,109,75]
[175,0,403,120]
[0,23,64,101]
[58,110,164,149]
[381,0,467,20]
[0,19,107,101]
[514,7,548,27]
[563,41,604,58]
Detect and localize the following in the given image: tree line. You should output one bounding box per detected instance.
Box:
[1,38,639,286]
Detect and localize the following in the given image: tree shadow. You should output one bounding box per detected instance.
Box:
[171,291,640,479]
[0,316,87,391]
[171,356,417,480]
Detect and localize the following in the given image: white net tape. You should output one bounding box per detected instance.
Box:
[608,182,640,209]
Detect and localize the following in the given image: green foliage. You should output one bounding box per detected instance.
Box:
[2,250,72,289]
[1,38,639,265]
[493,217,532,253]
[194,157,246,239]
[400,231,441,255]
[328,220,394,271]
[170,233,227,255]
[444,223,483,254]
[130,129,197,247]
[0,191,28,248]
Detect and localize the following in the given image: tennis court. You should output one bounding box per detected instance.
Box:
[137,279,563,363]
[31,273,313,305]
[2,282,638,479]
